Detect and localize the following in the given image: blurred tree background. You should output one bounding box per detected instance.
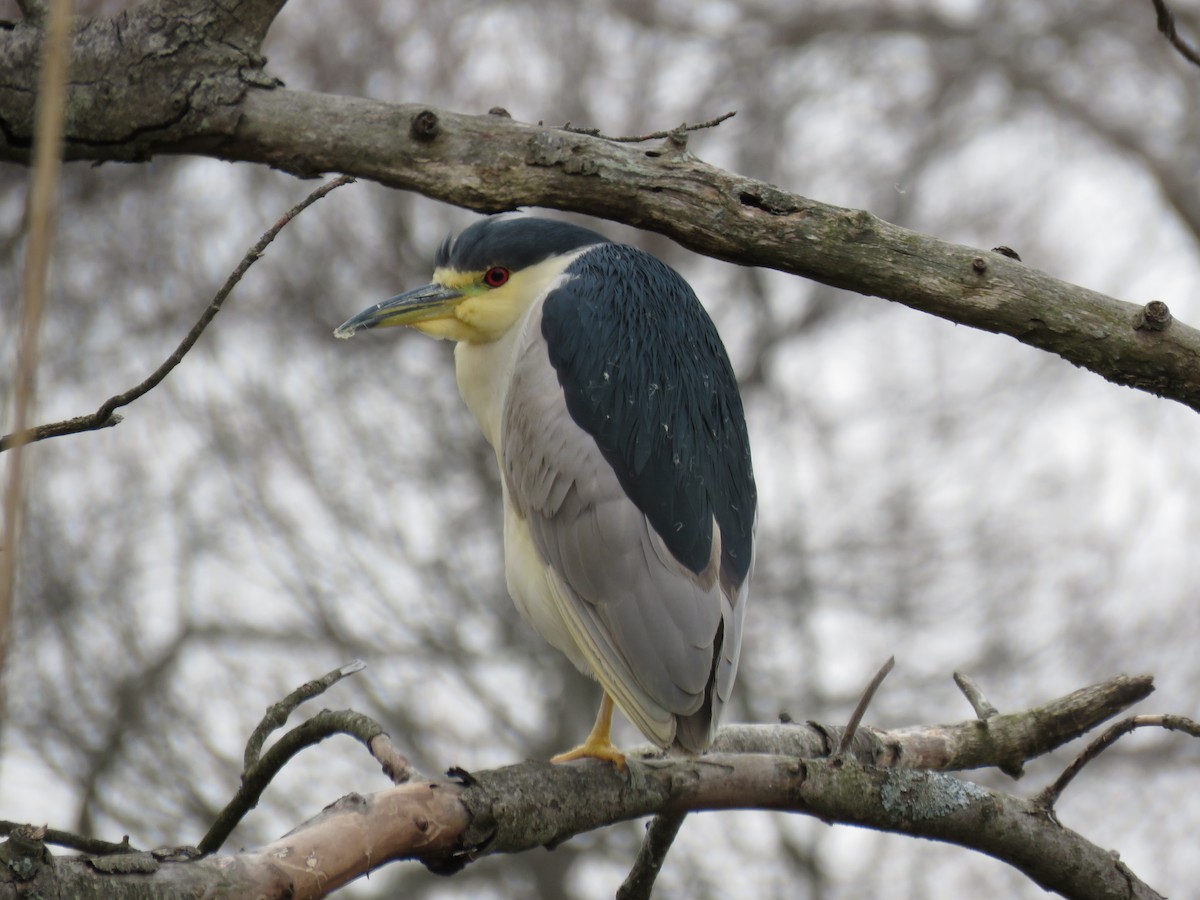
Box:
[3,0,1199,897]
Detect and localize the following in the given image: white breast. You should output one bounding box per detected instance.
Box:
[453,296,594,674]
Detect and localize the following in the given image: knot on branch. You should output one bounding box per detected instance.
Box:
[737,183,801,216]
[411,109,441,142]
[1134,300,1173,332]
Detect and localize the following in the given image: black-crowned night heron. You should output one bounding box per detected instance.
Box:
[335,215,756,766]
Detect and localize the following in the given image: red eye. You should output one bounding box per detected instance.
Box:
[483,266,509,288]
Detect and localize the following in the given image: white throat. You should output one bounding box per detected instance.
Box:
[453,300,541,453]
[451,255,586,452]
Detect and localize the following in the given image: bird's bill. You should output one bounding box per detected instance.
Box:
[333,283,465,339]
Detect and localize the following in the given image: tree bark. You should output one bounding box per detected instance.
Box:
[0,676,1167,899]
[0,756,1162,900]
[1,0,1197,413]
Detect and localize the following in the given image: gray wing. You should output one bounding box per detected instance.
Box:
[502,300,748,750]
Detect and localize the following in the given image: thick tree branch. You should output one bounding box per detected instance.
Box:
[231,92,1200,414]
[0,5,1197,414]
[0,754,1163,900]
[0,675,1162,900]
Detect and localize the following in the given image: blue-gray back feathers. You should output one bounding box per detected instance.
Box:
[542,243,756,590]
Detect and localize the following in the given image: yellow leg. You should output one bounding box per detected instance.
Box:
[550,693,627,769]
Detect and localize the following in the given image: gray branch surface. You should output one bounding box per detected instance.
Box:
[0,675,1165,900]
[1,1,1198,412]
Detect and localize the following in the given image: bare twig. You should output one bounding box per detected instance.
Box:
[617,811,688,900]
[1152,0,1200,68]
[560,110,736,143]
[0,0,74,716]
[836,656,895,756]
[370,733,418,784]
[0,821,135,855]
[953,672,1023,777]
[200,707,414,855]
[0,175,357,454]
[1035,713,1200,811]
[243,659,366,770]
[200,661,416,856]
[954,672,1000,719]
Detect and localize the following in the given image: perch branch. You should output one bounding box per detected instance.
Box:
[6,674,1160,898]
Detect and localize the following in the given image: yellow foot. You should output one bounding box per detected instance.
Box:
[551,692,626,769]
[550,739,627,770]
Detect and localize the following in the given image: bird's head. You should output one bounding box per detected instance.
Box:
[335,215,608,344]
